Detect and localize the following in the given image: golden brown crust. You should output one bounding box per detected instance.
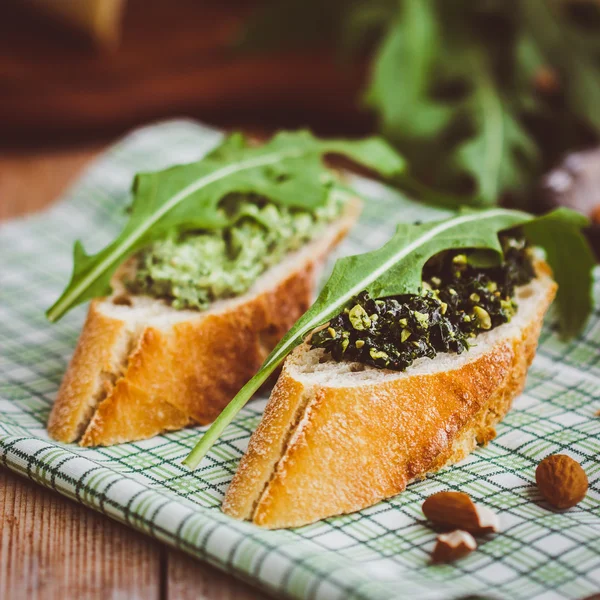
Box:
[221,376,309,520]
[223,269,557,529]
[81,379,191,447]
[80,265,317,446]
[47,303,131,443]
[48,202,359,447]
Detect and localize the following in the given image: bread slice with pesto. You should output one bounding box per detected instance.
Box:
[222,261,556,529]
[47,198,361,447]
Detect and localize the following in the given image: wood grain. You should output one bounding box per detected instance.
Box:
[0,467,265,600]
[0,468,161,600]
[167,551,263,600]
[0,0,368,145]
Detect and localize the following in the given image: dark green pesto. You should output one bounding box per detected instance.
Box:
[310,236,535,371]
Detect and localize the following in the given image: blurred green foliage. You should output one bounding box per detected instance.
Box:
[243,0,600,208]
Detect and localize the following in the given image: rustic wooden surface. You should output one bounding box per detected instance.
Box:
[0,148,265,600]
[0,0,367,145]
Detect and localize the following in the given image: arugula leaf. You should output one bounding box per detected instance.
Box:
[240,0,600,208]
[452,52,540,206]
[522,208,595,338]
[363,1,543,206]
[183,206,593,469]
[365,0,454,142]
[46,131,404,322]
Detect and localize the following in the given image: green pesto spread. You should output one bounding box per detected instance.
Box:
[310,236,535,372]
[125,194,343,310]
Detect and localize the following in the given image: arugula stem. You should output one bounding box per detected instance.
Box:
[182,363,279,469]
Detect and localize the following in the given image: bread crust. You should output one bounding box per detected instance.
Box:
[222,265,557,528]
[47,304,131,443]
[80,266,316,446]
[48,201,360,446]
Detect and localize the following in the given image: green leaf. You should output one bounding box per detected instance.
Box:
[184,206,594,469]
[363,1,543,206]
[522,208,595,338]
[454,101,539,206]
[466,248,502,269]
[46,131,404,322]
[452,52,540,206]
[238,0,600,209]
[365,0,454,141]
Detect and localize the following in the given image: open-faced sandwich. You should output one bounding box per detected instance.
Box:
[183,207,594,529]
[46,131,404,446]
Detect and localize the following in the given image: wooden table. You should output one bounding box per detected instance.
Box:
[0,146,263,600]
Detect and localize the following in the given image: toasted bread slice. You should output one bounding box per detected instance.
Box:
[48,200,361,446]
[222,262,557,528]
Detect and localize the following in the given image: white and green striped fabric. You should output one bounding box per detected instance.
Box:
[1,121,599,600]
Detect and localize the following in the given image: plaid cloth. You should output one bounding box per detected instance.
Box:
[1,120,599,600]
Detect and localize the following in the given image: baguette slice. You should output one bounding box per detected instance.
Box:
[48,199,361,446]
[223,262,557,528]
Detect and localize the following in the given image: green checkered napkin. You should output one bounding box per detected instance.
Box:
[1,120,599,600]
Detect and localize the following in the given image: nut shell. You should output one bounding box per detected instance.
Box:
[432,530,477,563]
[422,491,500,534]
[535,454,588,509]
